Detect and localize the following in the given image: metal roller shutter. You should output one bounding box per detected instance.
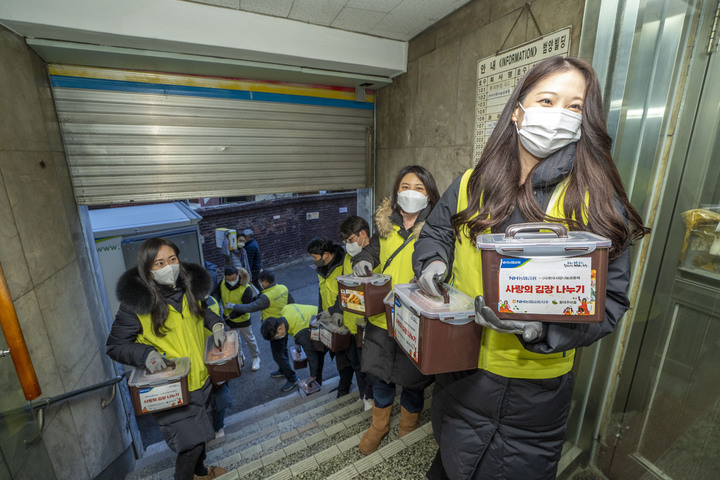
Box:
[49,66,374,205]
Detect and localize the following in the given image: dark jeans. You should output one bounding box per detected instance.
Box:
[295,328,326,384]
[373,378,424,413]
[175,443,206,480]
[336,337,372,397]
[270,335,296,381]
[212,383,232,431]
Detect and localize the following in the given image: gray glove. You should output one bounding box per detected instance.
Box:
[145,350,167,373]
[352,260,373,277]
[212,323,226,348]
[474,296,543,342]
[318,310,332,323]
[417,261,447,297]
[330,312,344,327]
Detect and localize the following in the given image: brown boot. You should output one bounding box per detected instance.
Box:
[194,465,227,479]
[358,405,392,455]
[398,406,420,438]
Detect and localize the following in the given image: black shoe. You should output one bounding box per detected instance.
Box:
[270,370,285,378]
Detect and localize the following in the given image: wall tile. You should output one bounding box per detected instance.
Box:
[417,146,474,192]
[0,28,49,152]
[0,172,32,298]
[1,150,76,286]
[386,61,418,149]
[43,403,91,480]
[413,41,461,147]
[35,262,97,393]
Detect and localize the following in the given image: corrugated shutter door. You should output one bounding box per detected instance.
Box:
[49,66,373,206]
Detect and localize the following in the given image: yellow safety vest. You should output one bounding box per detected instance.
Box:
[368,224,418,329]
[318,261,343,312]
[261,284,290,321]
[220,282,250,322]
[453,168,583,379]
[282,303,318,337]
[136,296,210,392]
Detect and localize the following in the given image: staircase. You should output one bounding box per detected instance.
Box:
[126,376,437,480]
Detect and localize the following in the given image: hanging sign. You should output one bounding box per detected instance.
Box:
[473,27,572,160]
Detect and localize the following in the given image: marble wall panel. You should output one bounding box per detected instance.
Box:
[375,147,421,201]
[29,50,65,154]
[413,41,461,148]
[434,0,493,50]
[0,172,32,298]
[533,0,584,55]
[1,150,76,286]
[43,403,91,480]
[375,89,391,150]
[417,146,475,193]
[386,61,418,149]
[489,0,532,24]
[67,350,129,478]
[35,261,102,393]
[0,28,48,153]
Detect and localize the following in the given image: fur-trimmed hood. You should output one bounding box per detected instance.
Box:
[226,267,251,288]
[116,262,213,315]
[375,196,426,239]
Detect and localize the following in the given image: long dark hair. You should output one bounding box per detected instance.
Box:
[137,237,205,336]
[390,165,441,214]
[451,56,649,258]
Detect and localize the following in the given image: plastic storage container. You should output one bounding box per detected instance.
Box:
[393,283,481,375]
[318,322,351,352]
[383,290,395,337]
[337,273,392,317]
[476,223,610,323]
[291,345,307,369]
[128,357,190,415]
[204,329,242,385]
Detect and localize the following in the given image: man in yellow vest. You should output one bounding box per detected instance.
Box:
[211,267,261,371]
[229,269,297,392]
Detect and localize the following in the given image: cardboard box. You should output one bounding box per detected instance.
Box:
[215,228,237,250]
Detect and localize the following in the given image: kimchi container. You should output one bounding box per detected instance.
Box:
[393,283,481,375]
[476,223,610,323]
[337,273,392,317]
[128,357,190,415]
[383,290,395,337]
[204,329,242,385]
[291,345,308,369]
[319,323,351,352]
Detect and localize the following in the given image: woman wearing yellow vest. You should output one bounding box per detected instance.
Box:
[106,237,228,480]
[413,57,649,480]
[352,165,441,455]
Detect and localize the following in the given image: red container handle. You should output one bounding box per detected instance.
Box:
[504,222,568,239]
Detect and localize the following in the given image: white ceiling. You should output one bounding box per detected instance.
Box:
[0,0,473,88]
[189,0,473,41]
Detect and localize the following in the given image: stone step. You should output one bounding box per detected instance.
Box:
[127,376,355,480]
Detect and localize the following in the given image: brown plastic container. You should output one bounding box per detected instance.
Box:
[128,357,190,415]
[337,273,392,317]
[319,323,351,352]
[383,290,395,338]
[309,326,326,352]
[393,283,482,375]
[204,329,242,385]
[477,223,610,323]
[291,344,308,369]
[355,325,364,348]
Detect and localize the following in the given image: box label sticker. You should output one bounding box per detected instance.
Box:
[498,256,595,315]
[340,287,365,313]
[319,327,333,348]
[138,382,185,413]
[394,298,420,362]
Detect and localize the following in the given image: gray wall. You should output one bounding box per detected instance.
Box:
[0,26,131,479]
[375,0,585,199]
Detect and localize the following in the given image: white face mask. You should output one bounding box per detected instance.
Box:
[345,241,363,257]
[227,278,239,287]
[237,242,245,248]
[151,263,180,286]
[397,190,428,213]
[515,103,582,158]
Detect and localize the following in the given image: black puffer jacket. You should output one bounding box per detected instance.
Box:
[106,262,222,368]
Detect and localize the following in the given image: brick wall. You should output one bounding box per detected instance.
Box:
[198,192,357,269]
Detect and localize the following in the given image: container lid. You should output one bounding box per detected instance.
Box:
[476,222,611,257]
[204,329,239,365]
[337,273,392,287]
[393,283,475,323]
[128,356,190,387]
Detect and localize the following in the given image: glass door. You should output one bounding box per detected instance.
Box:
[607,18,720,479]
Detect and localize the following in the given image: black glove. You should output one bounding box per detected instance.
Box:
[474,296,543,342]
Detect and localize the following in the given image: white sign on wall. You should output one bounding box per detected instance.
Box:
[473,27,572,160]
